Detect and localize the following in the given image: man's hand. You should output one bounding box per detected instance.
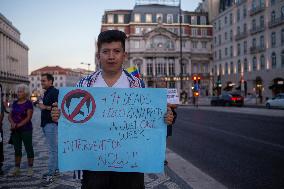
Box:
[51,102,60,122]
[164,104,175,125]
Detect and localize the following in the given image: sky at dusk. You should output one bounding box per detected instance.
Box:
[0,0,201,73]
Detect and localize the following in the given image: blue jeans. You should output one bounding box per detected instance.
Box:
[42,123,58,175]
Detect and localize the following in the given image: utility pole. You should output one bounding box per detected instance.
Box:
[179,0,183,91]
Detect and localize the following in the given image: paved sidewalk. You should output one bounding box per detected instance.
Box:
[0,108,193,189]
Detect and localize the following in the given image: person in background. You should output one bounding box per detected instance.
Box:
[38,73,59,187]
[8,84,34,176]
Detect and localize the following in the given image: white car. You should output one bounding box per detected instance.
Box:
[266,93,284,109]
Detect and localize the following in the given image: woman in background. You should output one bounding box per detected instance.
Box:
[8,84,34,176]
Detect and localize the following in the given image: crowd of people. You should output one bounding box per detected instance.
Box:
[0,30,176,188]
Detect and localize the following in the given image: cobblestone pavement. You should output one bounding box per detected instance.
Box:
[0,108,191,189]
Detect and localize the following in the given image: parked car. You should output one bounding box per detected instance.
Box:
[266,93,284,109]
[211,93,244,107]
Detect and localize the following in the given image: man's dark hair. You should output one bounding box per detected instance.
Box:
[97,30,127,52]
[41,73,54,84]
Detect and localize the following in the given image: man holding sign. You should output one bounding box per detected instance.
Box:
[51,30,174,189]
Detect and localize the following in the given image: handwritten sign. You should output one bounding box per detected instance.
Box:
[58,87,167,173]
[167,89,179,104]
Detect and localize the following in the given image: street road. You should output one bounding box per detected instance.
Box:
[168,106,284,189]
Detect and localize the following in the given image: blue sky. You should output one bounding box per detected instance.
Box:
[0,0,201,73]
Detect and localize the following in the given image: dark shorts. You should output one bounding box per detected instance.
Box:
[81,171,145,189]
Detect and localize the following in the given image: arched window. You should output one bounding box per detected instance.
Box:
[244,58,248,72]
[253,56,257,71]
[281,50,284,68]
[271,32,276,47]
[260,54,265,70]
[271,11,276,22]
[271,52,277,69]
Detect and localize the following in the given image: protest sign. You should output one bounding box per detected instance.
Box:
[58,87,167,173]
[167,89,179,105]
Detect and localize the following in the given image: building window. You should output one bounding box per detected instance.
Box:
[260,35,264,48]
[260,15,264,28]
[167,14,173,24]
[224,16,227,24]
[118,15,124,24]
[156,13,163,23]
[218,19,221,31]
[218,35,221,45]
[252,38,257,47]
[237,26,241,35]
[252,0,256,9]
[146,14,152,23]
[271,32,276,47]
[271,52,277,68]
[225,62,228,74]
[134,13,141,22]
[244,41,247,54]
[281,50,284,68]
[60,76,63,80]
[31,77,34,81]
[244,59,248,72]
[230,46,233,57]
[31,84,34,88]
[225,47,228,56]
[238,60,241,73]
[244,23,247,32]
[253,57,257,71]
[230,30,233,41]
[146,61,153,75]
[230,62,234,74]
[55,76,57,80]
[135,27,142,34]
[219,49,222,60]
[260,55,265,70]
[201,29,207,36]
[169,81,175,89]
[202,42,207,48]
[191,16,197,25]
[168,58,175,76]
[191,28,198,36]
[252,19,256,30]
[200,16,206,25]
[229,13,233,25]
[107,14,114,23]
[271,11,276,22]
[270,0,275,5]
[219,64,222,75]
[225,32,227,40]
[237,43,241,56]
[243,6,247,18]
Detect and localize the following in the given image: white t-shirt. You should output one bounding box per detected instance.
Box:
[93,71,130,88]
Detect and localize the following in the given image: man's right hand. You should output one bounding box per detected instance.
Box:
[51,102,60,122]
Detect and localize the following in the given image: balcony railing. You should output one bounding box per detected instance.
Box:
[235,31,248,40]
[250,46,265,54]
[269,16,284,28]
[250,25,265,35]
[249,4,265,16]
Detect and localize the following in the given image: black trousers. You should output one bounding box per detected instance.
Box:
[81,171,145,189]
[0,129,3,168]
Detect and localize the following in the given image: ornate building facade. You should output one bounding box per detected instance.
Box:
[0,13,29,100]
[211,0,284,98]
[99,3,213,96]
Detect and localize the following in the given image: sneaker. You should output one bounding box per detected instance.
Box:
[10,167,20,176]
[164,160,168,166]
[27,167,33,176]
[54,169,60,177]
[41,172,49,180]
[42,175,55,187]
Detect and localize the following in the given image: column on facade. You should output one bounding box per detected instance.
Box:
[152,57,156,76]
[165,57,169,76]
[141,58,146,76]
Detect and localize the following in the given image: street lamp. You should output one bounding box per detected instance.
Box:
[80,62,91,74]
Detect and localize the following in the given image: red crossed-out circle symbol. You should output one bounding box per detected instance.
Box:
[61,89,96,123]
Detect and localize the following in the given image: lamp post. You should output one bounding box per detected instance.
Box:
[80,62,91,74]
[179,0,183,91]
